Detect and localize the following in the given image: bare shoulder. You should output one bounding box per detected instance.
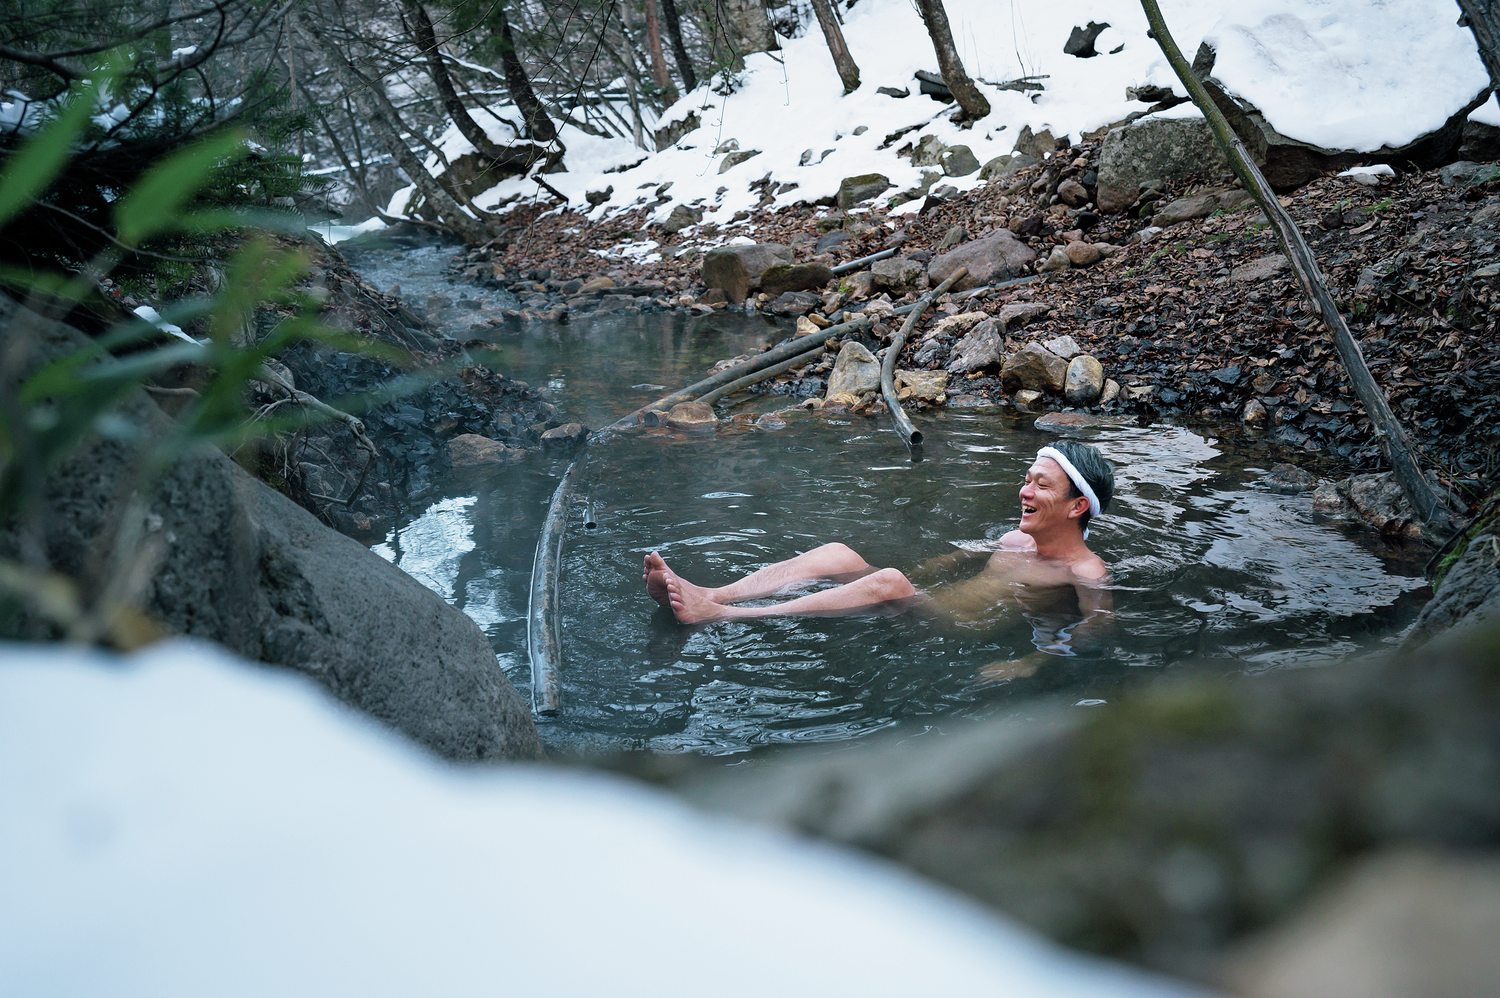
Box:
[1071,554,1109,581]
[998,529,1035,550]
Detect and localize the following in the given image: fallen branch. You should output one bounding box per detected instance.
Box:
[1140,0,1460,531]
[881,267,966,453]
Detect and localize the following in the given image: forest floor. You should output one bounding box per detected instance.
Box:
[449,142,1500,517]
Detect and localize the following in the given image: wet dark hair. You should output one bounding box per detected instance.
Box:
[1050,439,1114,531]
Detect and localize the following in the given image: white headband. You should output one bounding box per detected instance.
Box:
[1037,446,1101,537]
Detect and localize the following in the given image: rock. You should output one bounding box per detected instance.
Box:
[815,229,851,253]
[794,315,820,337]
[661,204,703,233]
[584,186,614,206]
[1440,160,1500,188]
[836,173,891,209]
[540,422,588,450]
[1222,851,1500,998]
[844,271,878,298]
[998,302,1051,329]
[941,144,980,177]
[980,153,1039,182]
[1096,116,1233,212]
[1233,254,1290,282]
[1321,472,1447,545]
[1042,335,1082,360]
[578,276,615,293]
[1057,179,1090,207]
[912,338,947,367]
[654,110,698,150]
[1129,225,1165,245]
[910,135,948,168]
[826,341,882,397]
[932,311,989,335]
[1001,343,1068,393]
[1033,411,1128,430]
[447,434,522,466]
[945,318,1004,374]
[871,256,924,290]
[0,305,542,761]
[1011,125,1055,159]
[1151,194,1220,228]
[876,85,909,98]
[771,291,821,316]
[928,229,1037,291]
[1064,240,1101,267]
[718,149,762,173]
[675,620,1500,987]
[1262,463,1316,493]
[1403,526,1500,651]
[1241,399,1269,426]
[938,226,968,249]
[895,369,947,403]
[1099,378,1121,406]
[760,263,836,296]
[1195,42,1491,191]
[1038,246,1071,272]
[1063,354,1105,405]
[1063,20,1111,58]
[665,402,716,431]
[699,243,794,303]
[755,412,788,430]
[1013,389,1045,409]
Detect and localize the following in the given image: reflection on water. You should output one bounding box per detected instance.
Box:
[378,409,1429,756]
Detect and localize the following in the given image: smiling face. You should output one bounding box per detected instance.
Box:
[1018,457,1090,537]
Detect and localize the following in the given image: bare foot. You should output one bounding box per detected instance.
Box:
[663,570,733,623]
[643,551,672,607]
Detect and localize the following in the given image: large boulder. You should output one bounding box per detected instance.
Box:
[836,173,891,209]
[1195,42,1490,191]
[1402,525,1500,651]
[870,256,924,290]
[760,262,836,296]
[0,300,543,762]
[927,230,1037,291]
[700,243,794,303]
[1001,343,1068,393]
[945,318,1004,374]
[826,341,882,397]
[1096,116,1233,212]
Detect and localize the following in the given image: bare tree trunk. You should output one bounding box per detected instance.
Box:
[643,0,678,103]
[661,0,698,92]
[809,0,859,94]
[914,0,990,121]
[289,12,490,243]
[1142,0,1460,531]
[1457,0,1500,88]
[495,3,557,144]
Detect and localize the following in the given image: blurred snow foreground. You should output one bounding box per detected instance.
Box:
[0,641,1212,998]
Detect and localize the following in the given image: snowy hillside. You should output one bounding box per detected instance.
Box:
[378,0,1493,234]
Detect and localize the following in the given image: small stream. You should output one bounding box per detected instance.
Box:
[343,237,1431,756]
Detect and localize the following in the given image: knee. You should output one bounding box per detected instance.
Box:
[815,542,870,573]
[869,567,915,601]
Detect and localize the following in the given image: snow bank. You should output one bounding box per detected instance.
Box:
[0,640,1215,998]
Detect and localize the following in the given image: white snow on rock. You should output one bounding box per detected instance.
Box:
[0,640,1217,998]
[1204,0,1491,151]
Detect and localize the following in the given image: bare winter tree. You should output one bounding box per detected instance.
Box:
[809,0,859,94]
[643,0,679,102]
[660,0,699,91]
[914,0,990,121]
[1457,0,1500,89]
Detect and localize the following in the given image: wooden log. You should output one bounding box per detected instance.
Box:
[1139,0,1459,531]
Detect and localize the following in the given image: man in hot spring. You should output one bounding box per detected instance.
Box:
[643,439,1115,680]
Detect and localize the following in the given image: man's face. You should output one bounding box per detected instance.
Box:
[1018,457,1087,535]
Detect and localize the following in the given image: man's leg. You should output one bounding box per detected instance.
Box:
[662,566,917,623]
[643,543,874,608]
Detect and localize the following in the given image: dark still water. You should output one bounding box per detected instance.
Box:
[371,313,1430,756]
